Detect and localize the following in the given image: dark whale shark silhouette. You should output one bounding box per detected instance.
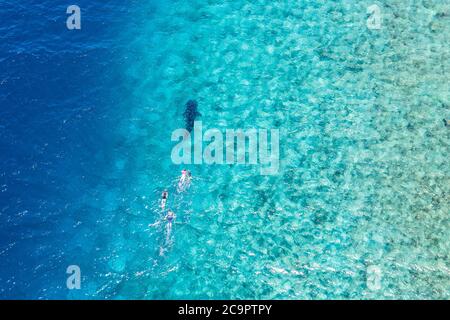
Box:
[183,100,201,132]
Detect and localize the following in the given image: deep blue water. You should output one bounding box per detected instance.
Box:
[0,0,135,298]
[1,1,449,299]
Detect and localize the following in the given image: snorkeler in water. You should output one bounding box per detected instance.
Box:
[166,210,175,224]
[177,169,192,192]
[160,190,168,210]
[165,210,176,241]
[148,208,175,228]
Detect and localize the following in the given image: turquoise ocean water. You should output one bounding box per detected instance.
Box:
[1,0,449,299]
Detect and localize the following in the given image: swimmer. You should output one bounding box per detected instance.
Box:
[160,190,168,210]
[165,210,176,241]
[444,119,450,127]
[166,210,175,224]
[177,169,192,192]
[148,209,175,229]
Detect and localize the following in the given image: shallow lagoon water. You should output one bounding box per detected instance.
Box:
[0,0,449,299]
